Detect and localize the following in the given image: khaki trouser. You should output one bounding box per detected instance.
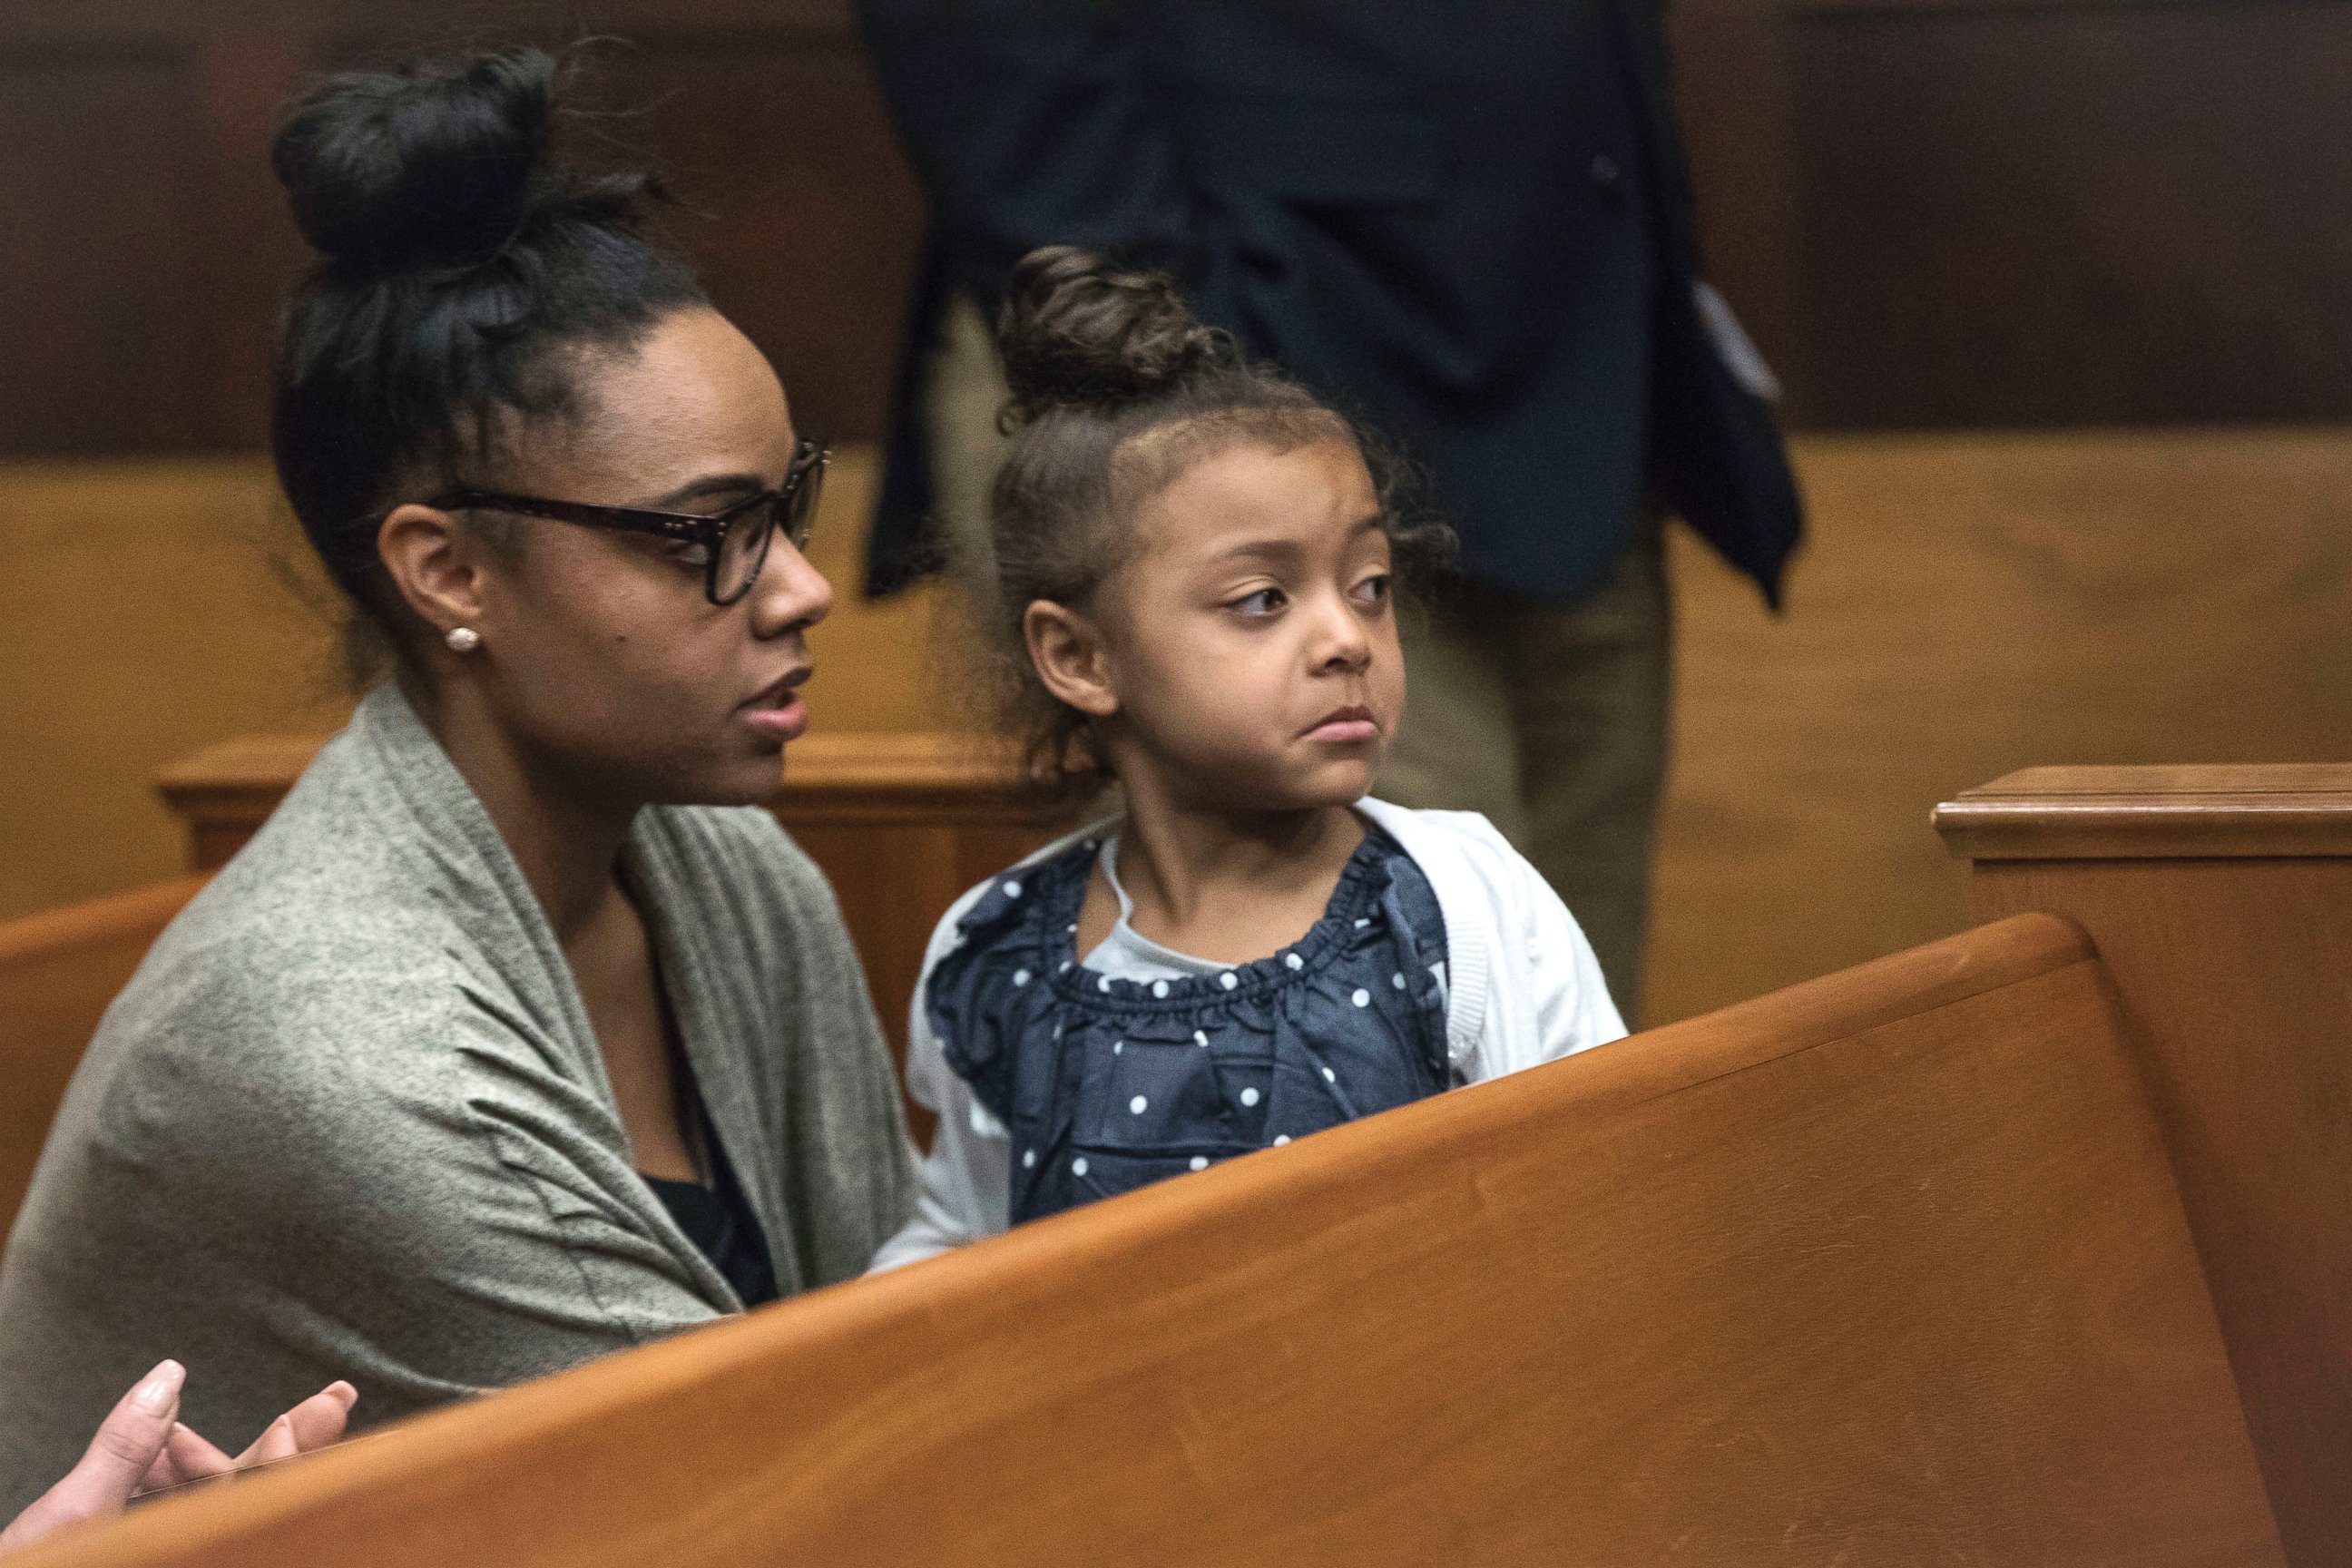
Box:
[1378,524,1671,1020]
[916,291,1671,1017]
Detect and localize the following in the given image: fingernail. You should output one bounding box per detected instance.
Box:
[132,1359,185,1414]
[327,1381,358,1407]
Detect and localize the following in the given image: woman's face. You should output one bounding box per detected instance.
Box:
[456,306,830,807]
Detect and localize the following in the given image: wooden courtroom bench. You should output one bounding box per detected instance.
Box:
[0,877,206,1235]
[14,912,2287,1566]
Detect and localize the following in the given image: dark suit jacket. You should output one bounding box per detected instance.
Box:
[858,0,1801,604]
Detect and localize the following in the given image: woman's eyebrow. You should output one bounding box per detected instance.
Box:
[634,471,769,510]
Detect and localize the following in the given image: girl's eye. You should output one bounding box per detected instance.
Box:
[1231,587,1288,616]
[1351,573,1393,606]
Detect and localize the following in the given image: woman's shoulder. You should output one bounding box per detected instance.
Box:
[99,873,477,1103]
[36,899,494,1256]
[90,749,553,1129]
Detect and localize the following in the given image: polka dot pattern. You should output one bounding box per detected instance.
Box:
[928,816,1453,1230]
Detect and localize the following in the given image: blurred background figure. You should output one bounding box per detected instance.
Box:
[856,0,1803,1012]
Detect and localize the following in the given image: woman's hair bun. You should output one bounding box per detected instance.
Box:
[272,47,565,270]
[996,246,1236,423]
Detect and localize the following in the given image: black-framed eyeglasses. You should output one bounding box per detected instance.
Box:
[434,438,828,607]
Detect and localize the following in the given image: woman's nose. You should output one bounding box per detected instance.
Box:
[748,537,833,638]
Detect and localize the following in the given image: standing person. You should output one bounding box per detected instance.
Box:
[0,47,916,1518]
[857,0,1803,1015]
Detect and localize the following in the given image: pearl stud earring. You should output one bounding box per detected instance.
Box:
[445,627,481,653]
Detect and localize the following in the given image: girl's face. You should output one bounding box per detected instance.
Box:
[1082,436,1406,812]
[409,306,832,807]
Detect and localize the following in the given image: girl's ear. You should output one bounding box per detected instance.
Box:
[1024,599,1121,719]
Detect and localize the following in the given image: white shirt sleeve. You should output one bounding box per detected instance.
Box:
[1501,843,1626,1073]
[865,1015,1012,1270]
[1359,800,1626,1085]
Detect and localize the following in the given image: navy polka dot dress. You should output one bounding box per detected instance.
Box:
[925,822,1452,1224]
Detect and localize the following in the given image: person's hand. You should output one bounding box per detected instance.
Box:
[138,1375,355,1497]
[0,1361,357,1553]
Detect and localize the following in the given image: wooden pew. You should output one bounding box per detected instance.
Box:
[1937,766,2352,1566]
[17,914,2282,1566]
[157,730,1077,1144]
[0,877,205,1238]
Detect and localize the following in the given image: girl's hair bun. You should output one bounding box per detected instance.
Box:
[996,246,1236,424]
[272,47,563,270]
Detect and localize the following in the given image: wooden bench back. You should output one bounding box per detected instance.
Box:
[0,876,204,1237]
[31,914,2280,1567]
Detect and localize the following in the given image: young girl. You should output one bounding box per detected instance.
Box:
[870,249,1624,1268]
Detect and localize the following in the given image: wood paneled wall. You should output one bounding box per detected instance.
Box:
[0,1,921,455]
[4,0,2350,457]
[1671,0,2352,427]
[1648,426,2352,1024]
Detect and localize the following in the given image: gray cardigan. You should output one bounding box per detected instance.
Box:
[0,687,916,1515]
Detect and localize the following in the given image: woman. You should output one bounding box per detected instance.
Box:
[0,47,916,1518]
